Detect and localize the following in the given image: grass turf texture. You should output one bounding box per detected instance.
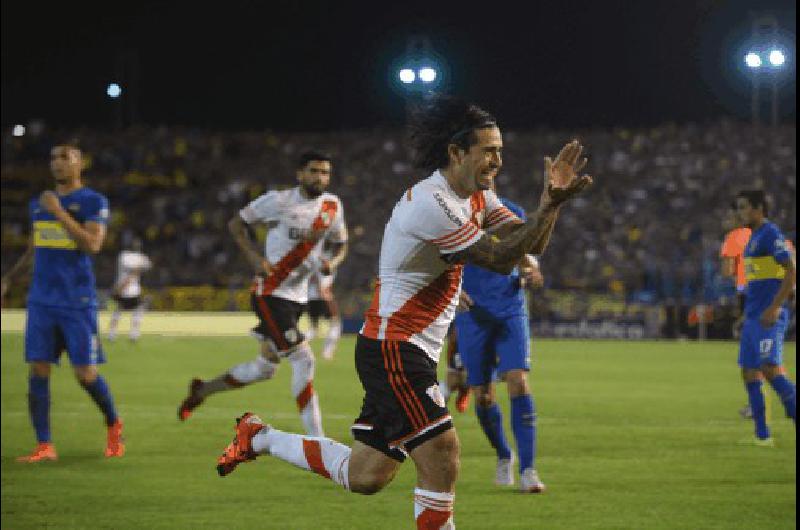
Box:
[1,315,796,529]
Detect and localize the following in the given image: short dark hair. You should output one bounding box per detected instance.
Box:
[52,136,82,151]
[408,94,497,173]
[297,150,332,169]
[736,189,769,216]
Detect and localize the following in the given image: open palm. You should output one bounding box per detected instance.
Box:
[542,139,593,207]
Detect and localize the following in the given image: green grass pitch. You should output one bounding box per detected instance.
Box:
[1,324,796,529]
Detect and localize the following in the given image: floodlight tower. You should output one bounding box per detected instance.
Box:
[393,36,445,118]
[744,15,789,127]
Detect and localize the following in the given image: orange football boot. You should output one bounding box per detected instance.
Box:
[455,387,471,413]
[17,442,58,463]
[105,419,126,458]
[216,412,268,477]
[178,379,205,421]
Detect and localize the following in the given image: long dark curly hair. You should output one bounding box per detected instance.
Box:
[408,94,497,173]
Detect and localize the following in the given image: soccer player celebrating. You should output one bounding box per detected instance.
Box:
[213,96,591,529]
[178,151,347,438]
[734,190,796,445]
[305,234,348,360]
[454,216,547,492]
[1,143,124,462]
[108,237,152,342]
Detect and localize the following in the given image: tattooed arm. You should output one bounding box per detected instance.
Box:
[448,139,592,274]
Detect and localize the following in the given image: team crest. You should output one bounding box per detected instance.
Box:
[285,328,299,344]
[320,211,331,226]
[68,203,80,212]
[426,384,445,408]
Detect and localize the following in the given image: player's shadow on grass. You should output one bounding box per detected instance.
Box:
[2,454,124,467]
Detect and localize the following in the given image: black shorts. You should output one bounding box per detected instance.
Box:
[251,294,305,353]
[306,299,333,320]
[113,295,142,311]
[351,335,453,462]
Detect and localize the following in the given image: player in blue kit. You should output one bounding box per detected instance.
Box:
[1,144,124,462]
[454,196,547,492]
[734,190,796,446]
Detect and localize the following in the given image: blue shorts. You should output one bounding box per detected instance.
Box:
[738,316,787,369]
[25,303,106,366]
[454,310,530,387]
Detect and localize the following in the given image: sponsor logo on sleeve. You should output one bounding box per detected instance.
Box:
[433,192,463,227]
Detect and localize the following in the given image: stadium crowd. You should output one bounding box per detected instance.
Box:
[1,120,796,333]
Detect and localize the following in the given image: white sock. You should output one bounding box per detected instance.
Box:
[108,310,121,338]
[322,319,341,358]
[440,380,451,402]
[252,428,351,489]
[130,306,145,339]
[414,488,455,529]
[290,344,324,436]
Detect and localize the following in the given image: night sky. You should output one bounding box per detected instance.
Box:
[1,0,796,131]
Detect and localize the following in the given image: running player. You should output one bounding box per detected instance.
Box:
[213,96,592,529]
[108,237,152,342]
[178,151,347,438]
[734,190,796,446]
[306,232,348,360]
[0,143,124,462]
[455,216,546,492]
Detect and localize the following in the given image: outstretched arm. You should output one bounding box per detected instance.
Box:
[449,140,592,273]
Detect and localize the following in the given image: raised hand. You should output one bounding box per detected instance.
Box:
[541,139,593,208]
[39,190,63,215]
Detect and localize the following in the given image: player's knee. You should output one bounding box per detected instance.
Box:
[742,369,762,383]
[74,366,98,385]
[349,472,393,495]
[418,431,460,480]
[761,364,783,381]
[229,357,277,384]
[29,362,51,378]
[505,370,530,397]
[472,387,495,407]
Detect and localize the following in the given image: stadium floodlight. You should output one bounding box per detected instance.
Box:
[744,52,762,69]
[418,67,437,83]
[768,49,786,67]
[12,124,26,137]
[106,83,123,98]
[398,68,416,84]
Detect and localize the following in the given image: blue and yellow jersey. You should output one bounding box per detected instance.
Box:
[28,187,109,308]
[743,221,791,320]
[461,198,526,320]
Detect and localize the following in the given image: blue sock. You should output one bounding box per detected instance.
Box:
[511,394,536,473]
[768,375,796,423]
[745,381,770,439]
[28,375,51,443]
[80,375,118,426]
[475,403,512,460]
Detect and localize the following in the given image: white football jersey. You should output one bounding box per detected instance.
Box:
[240,187,346,304]
[115,250,152,298]
[360,170,520,362]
